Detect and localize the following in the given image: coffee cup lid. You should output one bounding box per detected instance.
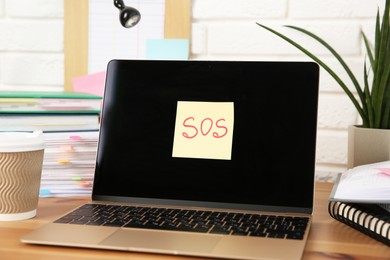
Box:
[0,131,45,152]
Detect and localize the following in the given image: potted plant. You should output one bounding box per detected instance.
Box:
[257,1,390,168]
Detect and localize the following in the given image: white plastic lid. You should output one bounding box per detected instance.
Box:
[0,131,45,152]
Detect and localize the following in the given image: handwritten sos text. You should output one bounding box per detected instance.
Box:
[182,117,228,139]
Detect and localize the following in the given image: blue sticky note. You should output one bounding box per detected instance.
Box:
[39,189,50,197]
[146,39,189,60]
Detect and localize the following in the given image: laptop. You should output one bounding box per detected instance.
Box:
[22,60,320,260]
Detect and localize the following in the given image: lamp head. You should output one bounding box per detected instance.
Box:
[114,0,141,28]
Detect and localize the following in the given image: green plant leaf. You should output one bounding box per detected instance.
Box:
[256,0,390,129]
[286,26,364,96]
[379,39,390,128]
[285,25,368,123]
[374,9,381,74]
[362,32,375,74]
[372,1,390,127]
[364,61,374,128]
[256,22,367,124]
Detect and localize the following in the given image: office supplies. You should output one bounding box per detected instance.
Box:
[72,71,106,96]
[328,201,390,246]
[146,39,189,60]
[0,91,101,196]
[328,161,390,246]
[375,168,390,176]
[22,60,320,260]
[0,91,102,114]
[0,114,100,132]
[40,131,99,197]
[329,161,390,203]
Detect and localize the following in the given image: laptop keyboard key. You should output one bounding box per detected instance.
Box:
[249,230,267,237]
[193,225,211,233]
[86,220,106,226]
[55,204,309,240]
[70,219,90,225]
[209,226,231,235]
[286,231,305,240]
[267,232,286,239]
[231,229,249,236]
[54,218,73,224]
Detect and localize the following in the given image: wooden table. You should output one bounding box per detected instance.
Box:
[1,183,389,260]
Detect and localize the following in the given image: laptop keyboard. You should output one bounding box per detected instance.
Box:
[54,204,309,240]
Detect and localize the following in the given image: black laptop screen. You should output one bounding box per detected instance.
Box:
[93,60,319,212]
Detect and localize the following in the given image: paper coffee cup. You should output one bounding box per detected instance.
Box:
[0,131,45,221]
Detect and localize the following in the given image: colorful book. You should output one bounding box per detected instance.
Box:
[0,91,102,114]
[0,114,100,132]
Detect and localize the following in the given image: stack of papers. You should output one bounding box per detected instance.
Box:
[40,131,99,197]
[0,91,102,197]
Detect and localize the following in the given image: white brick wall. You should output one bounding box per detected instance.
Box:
[191,0,385,181]
[0,0,386,180]
[0,1,4,18]
[0,0,64,92]
[290,0,383,18]
[6,0,63,18]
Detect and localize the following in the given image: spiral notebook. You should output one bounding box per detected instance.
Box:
[328,201,390,246]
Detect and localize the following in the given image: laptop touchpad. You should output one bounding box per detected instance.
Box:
[100,229,221,254]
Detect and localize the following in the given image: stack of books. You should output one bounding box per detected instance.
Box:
[0,92,101,131]
[328,161,390,246]
[39,131,99,197]
[0,92,102,197]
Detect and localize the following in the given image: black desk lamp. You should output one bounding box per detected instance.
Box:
[114,0,141,28]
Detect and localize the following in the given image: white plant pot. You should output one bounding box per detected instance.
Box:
[348,125,390,168]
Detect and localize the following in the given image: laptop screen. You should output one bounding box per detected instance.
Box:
[93,60,319,213]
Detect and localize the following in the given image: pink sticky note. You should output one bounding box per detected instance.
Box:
[375,168,390,176]
[72,71,106,96]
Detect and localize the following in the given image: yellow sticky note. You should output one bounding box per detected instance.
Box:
[172,101,234,160]
[58,159,70,164]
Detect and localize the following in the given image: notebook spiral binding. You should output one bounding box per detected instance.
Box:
[328,201,390,246]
